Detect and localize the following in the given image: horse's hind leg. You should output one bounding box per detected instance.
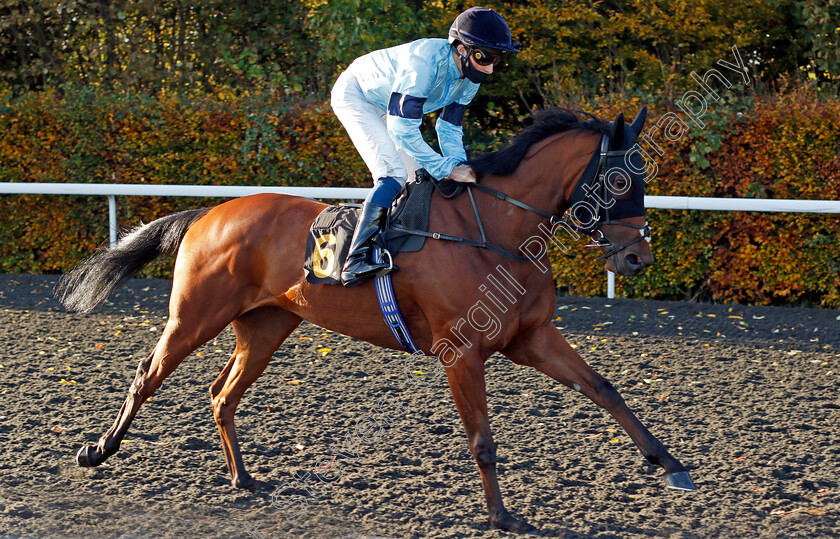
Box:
[76,301,240,468]
[504,323,695,490]
[209,307,301,490]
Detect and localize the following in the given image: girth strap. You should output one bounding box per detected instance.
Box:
[373,247,420,353]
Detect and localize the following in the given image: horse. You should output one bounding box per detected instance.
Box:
[57,107,694,533]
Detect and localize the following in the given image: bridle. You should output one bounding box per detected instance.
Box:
[467,133,651,261]
[395,130,651,263]
[573,135,651,260]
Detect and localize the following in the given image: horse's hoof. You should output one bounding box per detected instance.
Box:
[234,475,269,492]
[75,445,101,468]
[665,471,696,491]
[491,511,538,534]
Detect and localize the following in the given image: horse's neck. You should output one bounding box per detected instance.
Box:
[476,130,601,250]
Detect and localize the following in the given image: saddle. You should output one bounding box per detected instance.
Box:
[304,171,461,285]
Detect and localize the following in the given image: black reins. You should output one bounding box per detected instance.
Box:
[390,183,543,262]
[392,133,651,262]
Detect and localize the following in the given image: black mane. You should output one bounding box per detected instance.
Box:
[468,108,610,178]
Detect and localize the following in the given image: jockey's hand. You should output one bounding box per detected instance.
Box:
[449,165,477,183]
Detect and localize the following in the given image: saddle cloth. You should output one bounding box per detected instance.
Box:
[303,176,436,285]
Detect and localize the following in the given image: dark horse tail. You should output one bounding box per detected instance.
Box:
[56,208,210,313]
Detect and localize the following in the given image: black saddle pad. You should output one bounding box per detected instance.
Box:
[303,177,436,285]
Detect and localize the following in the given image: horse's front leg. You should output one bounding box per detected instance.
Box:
[445,352,537,533]
[504,323,695,491]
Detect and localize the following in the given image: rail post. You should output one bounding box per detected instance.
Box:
[108,195,117,247]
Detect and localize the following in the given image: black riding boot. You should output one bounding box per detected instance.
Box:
[341,202,391,287]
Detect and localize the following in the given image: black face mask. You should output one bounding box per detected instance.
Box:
[458,50,488,84]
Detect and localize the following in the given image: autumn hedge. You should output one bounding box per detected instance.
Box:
[550,84,840,307]
[1,84,838,307]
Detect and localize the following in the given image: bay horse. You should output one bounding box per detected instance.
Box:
[57,107,694,533]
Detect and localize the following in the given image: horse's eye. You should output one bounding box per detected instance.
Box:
[608,174,631,197]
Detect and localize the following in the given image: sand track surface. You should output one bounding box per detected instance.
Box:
[0,274,838,538]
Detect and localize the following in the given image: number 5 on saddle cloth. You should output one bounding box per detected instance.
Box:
[303,174,436,285]
[303,174,438,352]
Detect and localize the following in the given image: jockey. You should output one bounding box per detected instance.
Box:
[331,7,519,287]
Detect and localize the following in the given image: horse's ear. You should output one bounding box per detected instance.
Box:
[629,106,647,135]
[610,113,625,149]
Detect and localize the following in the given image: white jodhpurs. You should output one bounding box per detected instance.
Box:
[330,71,419,186]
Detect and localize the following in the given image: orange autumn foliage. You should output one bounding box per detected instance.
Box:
[1,84,838,307]
[549,84,840,307]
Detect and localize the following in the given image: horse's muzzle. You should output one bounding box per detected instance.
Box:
[616,249,653,276]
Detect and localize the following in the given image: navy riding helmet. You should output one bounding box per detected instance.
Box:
[448,7,520,55]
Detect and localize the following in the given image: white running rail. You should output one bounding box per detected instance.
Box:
[3,182,840,298]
